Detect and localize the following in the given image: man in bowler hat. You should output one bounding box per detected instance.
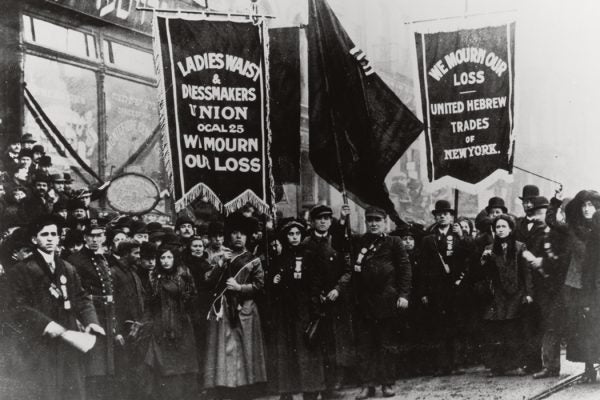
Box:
[417,200,469,376]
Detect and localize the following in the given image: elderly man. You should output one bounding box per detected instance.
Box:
[10,215,100,400]
[351,206,411,399]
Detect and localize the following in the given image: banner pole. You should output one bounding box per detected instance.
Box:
[454,188,460,216]
[136,7,275,19]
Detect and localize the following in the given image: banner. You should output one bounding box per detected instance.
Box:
[153,16,273,214]
[415,24,516,184]
[270,27,301,185]
[309,0,423,224]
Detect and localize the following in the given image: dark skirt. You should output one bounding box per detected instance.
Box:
[483,319,526,371]
[564,286,600,363]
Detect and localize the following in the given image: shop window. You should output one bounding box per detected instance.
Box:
[103,40,154,77]
[22,15,97,59]
[104,75,167,211]
[23,54,99,187]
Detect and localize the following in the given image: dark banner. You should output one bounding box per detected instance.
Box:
[270,27,301,185]
[415,24,516,184]
[154,16,273,214]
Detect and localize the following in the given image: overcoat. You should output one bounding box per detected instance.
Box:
[266,243,326,394]
[481,241,533,321]
[352,234,411,320]
[68,248,117,377]
[11,252,99,400]
[143,265,199,376]
[303,230,355,367]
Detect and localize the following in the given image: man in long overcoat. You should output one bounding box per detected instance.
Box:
[351,206,411,399]
[110,240,145,399]
[303,205,354,398]
[417,200,469,375]
[10,215,100,400]
[68,221,118,399]
[514,188,549,374]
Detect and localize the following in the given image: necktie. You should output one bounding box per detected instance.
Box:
[48,261,55,274]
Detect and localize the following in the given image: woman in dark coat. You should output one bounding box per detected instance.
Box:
[182,236,215,390]
[142,244,199,399]
[547,190,600,381]
[267,218,325,400]
[480,214,533,376]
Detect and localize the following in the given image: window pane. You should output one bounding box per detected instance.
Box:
[104,40,154,76]
[23,55,99,187]
[25,17,96,59]
[22,15,33,43]
[67,29,88,58]
[33,18,69,51]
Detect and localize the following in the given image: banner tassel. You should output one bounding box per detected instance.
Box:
[224,189,271,216]
[175,182,222,213]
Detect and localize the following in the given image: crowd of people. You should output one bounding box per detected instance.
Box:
[1,135,600,400]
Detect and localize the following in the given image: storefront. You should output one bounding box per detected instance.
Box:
[0,0,215,217]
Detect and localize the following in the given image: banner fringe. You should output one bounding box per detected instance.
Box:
[175,182,222,213]
[260,21,276,219]
[224,189,271,216]
[152,16,175,196]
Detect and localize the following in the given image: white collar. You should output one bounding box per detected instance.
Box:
[437,226,450,235]
[37,249,55,265]
[314,231,329,238]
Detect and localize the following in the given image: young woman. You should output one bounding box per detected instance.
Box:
[143,244,198,399]
[267,218,325,400]
[547,190,600,382]
[480,214,533,376]
[203,214,267,399]
[182,236,215,390]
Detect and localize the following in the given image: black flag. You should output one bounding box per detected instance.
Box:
[270,27,301,185]
[308,0,423,223]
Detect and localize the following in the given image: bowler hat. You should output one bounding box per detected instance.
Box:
[432,200,455,215]
[309,205,333,219]
[39,155,52,167]
[32,144,45,154]
[365,206,387,219]
[51,173,66,183]
[130,221,148,235]
[530,196,550,211]
[31,172,51,183]
[63,173,73,183]
[20,133,36,143]
[146,222,163,233]
[68,198,87,211]
[519,185,540,200]
[18,148,34,159]
[485,197,507,214]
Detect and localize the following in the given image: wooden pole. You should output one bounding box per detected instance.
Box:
[454,188,460,216]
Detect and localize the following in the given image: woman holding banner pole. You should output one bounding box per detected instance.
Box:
[204,214,267,399]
